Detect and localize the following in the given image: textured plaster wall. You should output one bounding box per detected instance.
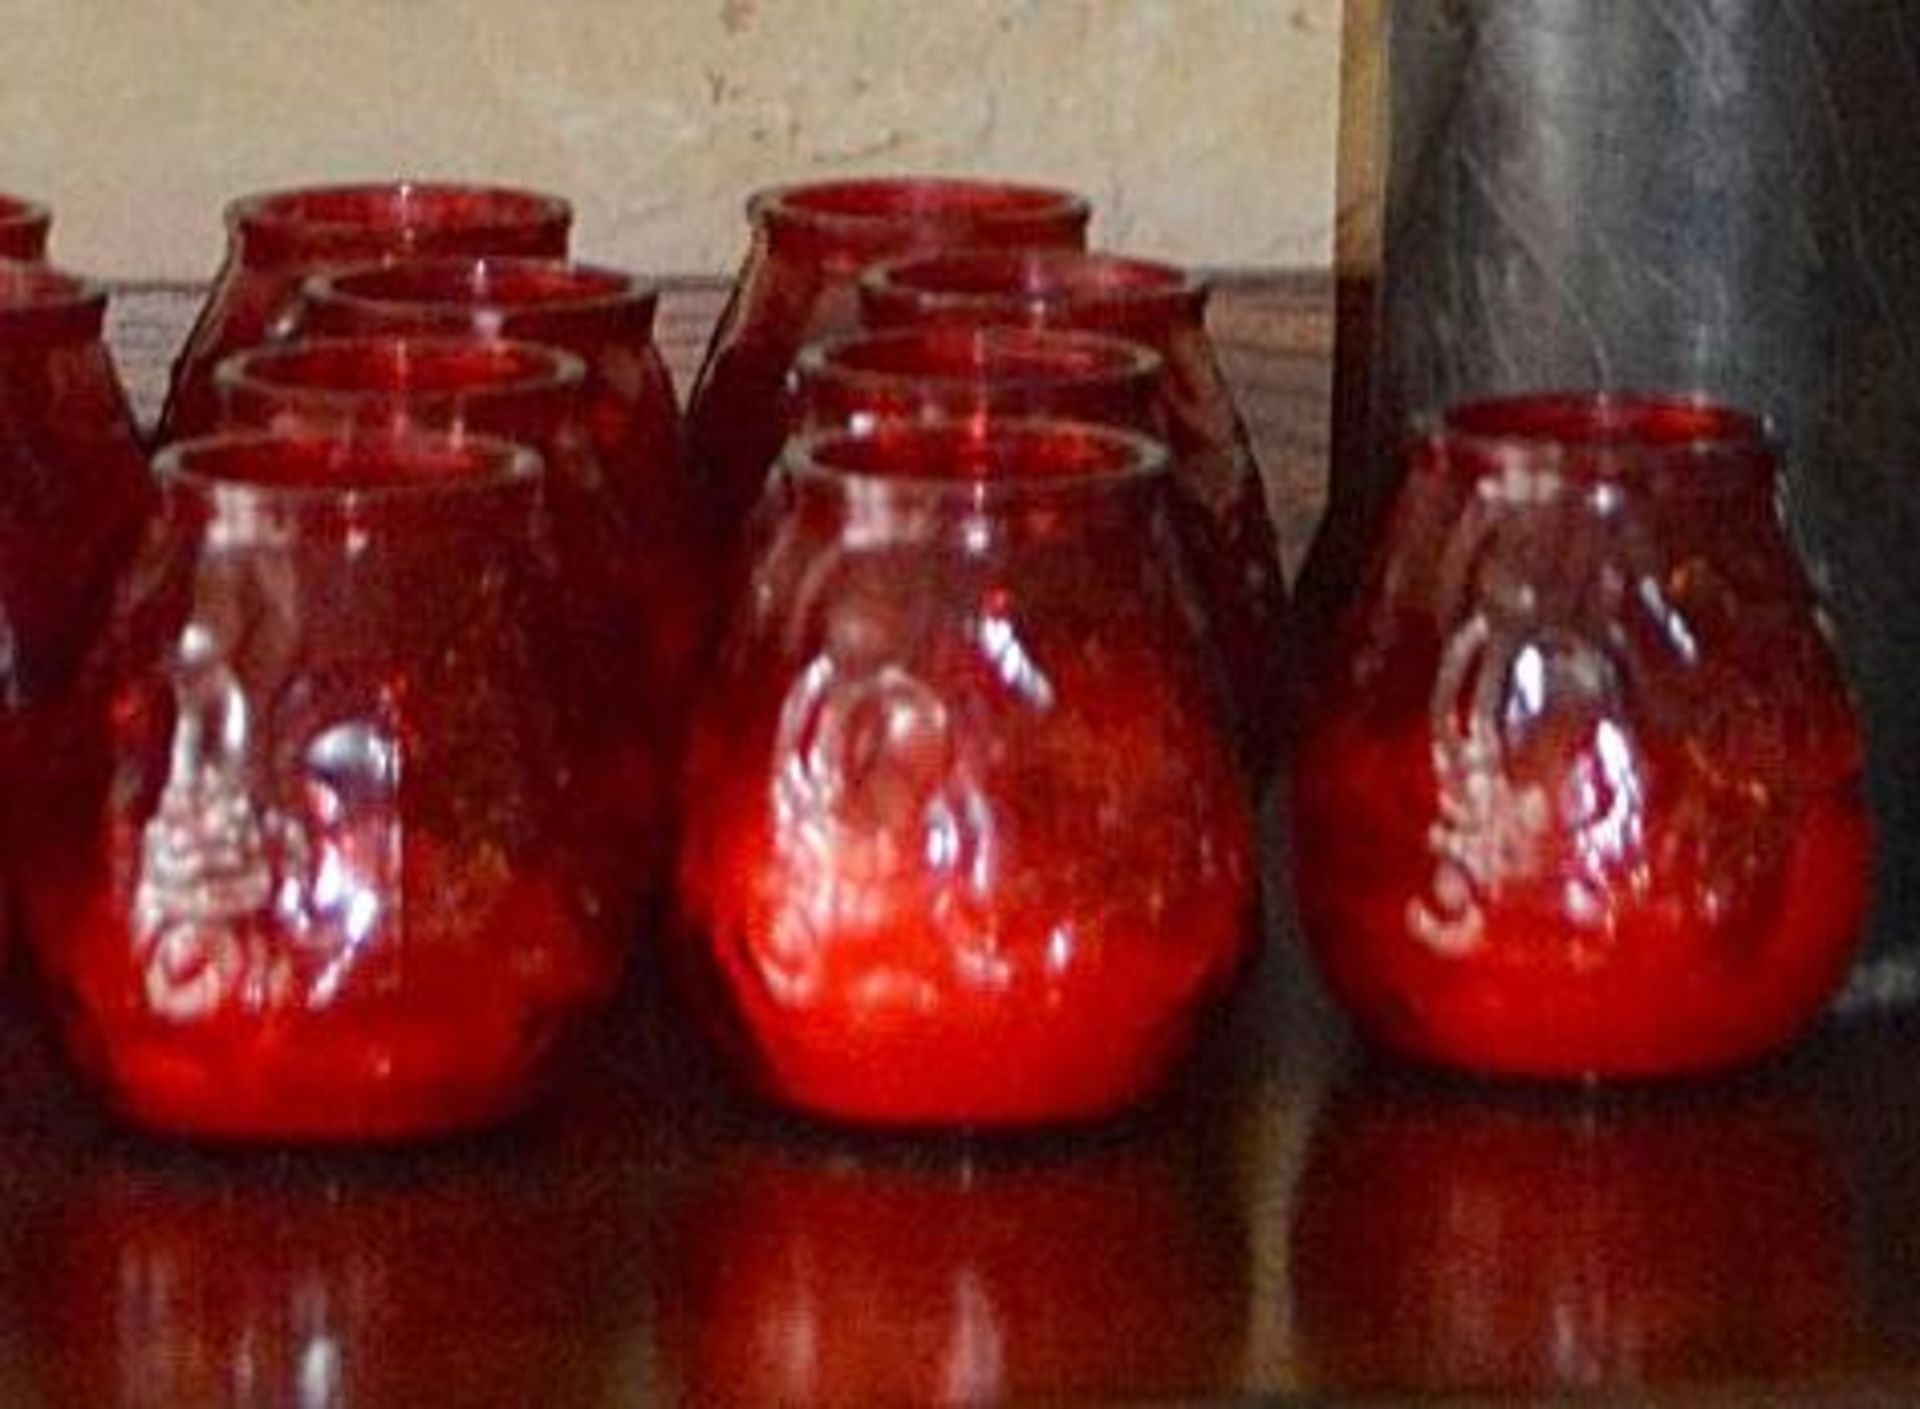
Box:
[0,0,1341,281]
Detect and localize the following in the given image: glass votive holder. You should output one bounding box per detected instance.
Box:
[0,260,156,961]
[863,248,1289,778]
[21,430,625,1141]
[158,182,572,442]
[1291,393,1871,1079]
[293,256,707,691]
[675,419,1253,1129]
[684,177,1091,545]
[293,257,682,536]
[211,335,674,923]
[0,194,52,261]
[0,261,155,697]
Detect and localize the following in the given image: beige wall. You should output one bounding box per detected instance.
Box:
[1,0,1340,282]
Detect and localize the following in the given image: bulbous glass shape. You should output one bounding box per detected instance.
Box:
[1292,394,1871,1078]
[0,261,155,958]
[676,419,1253,1128]
[23,431,626,1140]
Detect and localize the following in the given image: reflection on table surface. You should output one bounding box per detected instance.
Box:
[653,1112,1247,1402]
[7,935,1920,1405]
[1294,1066,1861,1395]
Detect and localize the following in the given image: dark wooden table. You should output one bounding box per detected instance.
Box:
[7,278,1920,1406]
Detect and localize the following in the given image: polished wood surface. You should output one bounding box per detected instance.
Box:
[7,276,1917,1406]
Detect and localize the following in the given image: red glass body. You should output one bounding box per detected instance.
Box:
[863,249,1289,777]
[212,336,672,916]
[1292,394,1871,1078]
[661,1134,1247,1402]
[295,256,707,695]
[1292,1073,1859,1394]
[685,178,1090,542]
[0,194,51,261]
[676,421,1253,1128]
[158,182,571,442]
[0,264,157,900]
[22,432,625,1141]
[0,262,154,695]
[793,325,1164,436]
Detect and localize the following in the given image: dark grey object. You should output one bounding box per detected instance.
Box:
[1310,0,1920,1010]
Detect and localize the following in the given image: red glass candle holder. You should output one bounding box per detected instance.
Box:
[1292,393,1872,1079]
[685,177,1090,542]
[660,1133,1247,1402]
[158,182,572,442]
[1292,1073,1860,1395]
[0,261,155,959]
[0,194,51,261]
[294,257,682,535]
[211,335,674,920]
[675,420,1254,1129]
[793,325,1164,437]
[0,262,154,700]
[863,249,1289,777]
[294,256,708,693]
[22,431,626,1141]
